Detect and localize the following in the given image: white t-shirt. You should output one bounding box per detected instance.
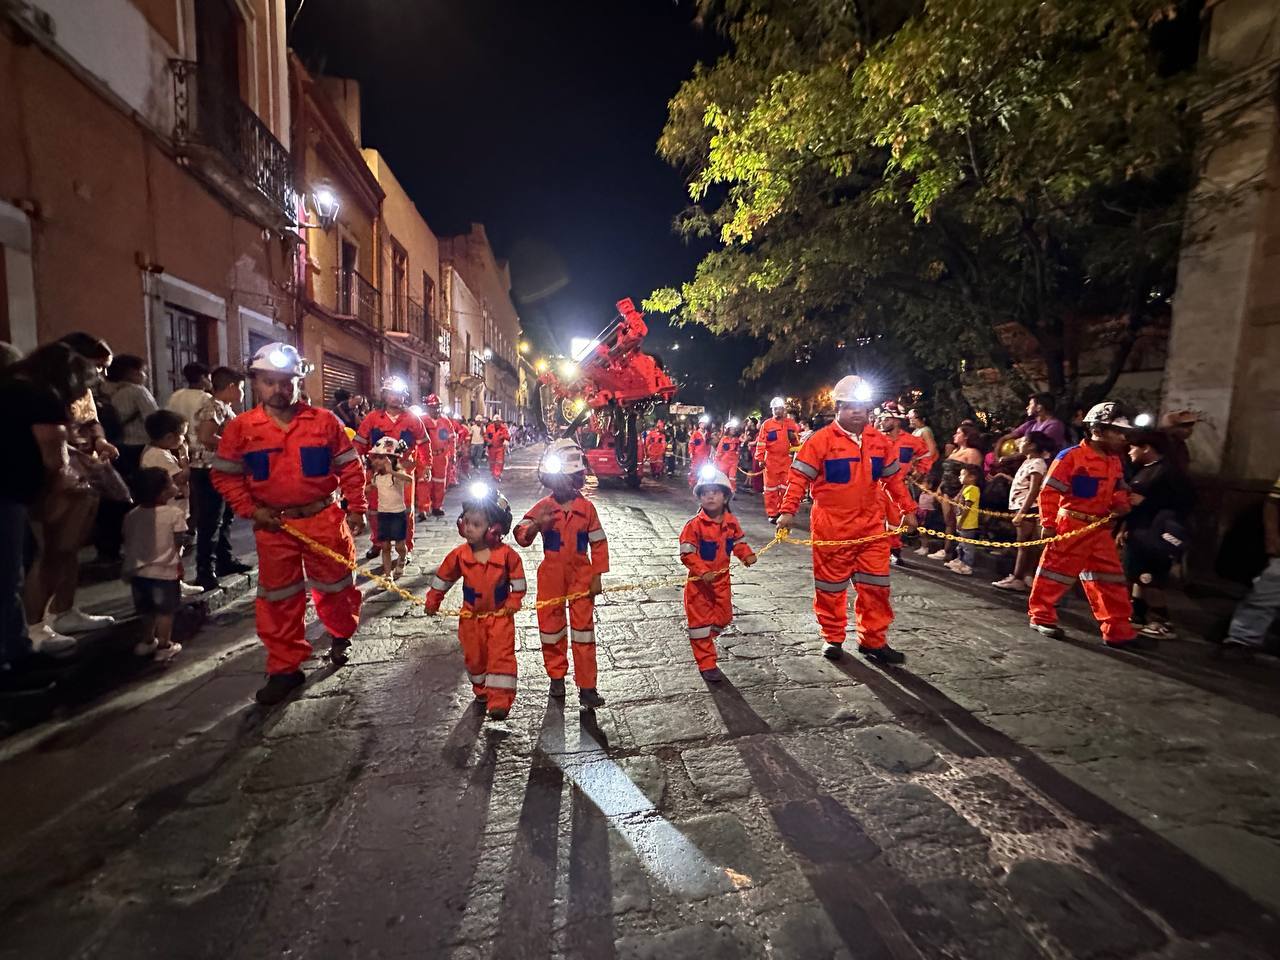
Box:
[1009,456,1047,512]
[470,424,484,444]
[122,504,188,580]
[166,387,209,429]
[374,473,407,514]
[141,445,189,516]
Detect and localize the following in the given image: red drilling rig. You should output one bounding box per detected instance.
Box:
[538,297,677,488]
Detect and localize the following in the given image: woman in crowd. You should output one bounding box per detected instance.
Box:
[926,422,984,562]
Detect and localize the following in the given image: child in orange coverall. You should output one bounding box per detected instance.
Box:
[680,465,757,682]
[426,484,527,720]
[514,439,609,710]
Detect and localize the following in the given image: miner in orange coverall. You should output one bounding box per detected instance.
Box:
[449,416,465,485]
[419,394,452,517]
[713,421,742,492]
[211,343,368,705]
[354,376,426,553]
[485,416,511,481]
[876,402,934,565]
[687,417,710,486]
[1028,401,1138,648]
[426,483,526,720]
[644,421,669,479]
[514,440,609,710]
[453,416,469,481]
[680,466,757,682]
[754,397,801,521]
[775,375,918,665]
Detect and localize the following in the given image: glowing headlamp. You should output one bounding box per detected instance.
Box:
[852,381,873,403]
[268,348,290,369]
[469,482,491,499]
[698,464,718,482]
[384,376,408,394]
[698,415,710,425]
[542,454,563,475]
[1133,413,1153,428]
[409,404,424,416]
[727,418,740,429]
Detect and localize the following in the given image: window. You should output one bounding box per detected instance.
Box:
[422,271,436,343]
[339,240,357,314]
[163,303,212,395]
[391,242,407,332]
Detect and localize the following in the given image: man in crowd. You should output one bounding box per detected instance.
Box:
[189,366,252,590]
[998,392,1067,457]
[354,376,427,558]
[1159,409,1198,474]
[211,343,367,705]
[755,397,801,521]
[419,394,451,517]
[166,362,211,426]
[775,375,918,665]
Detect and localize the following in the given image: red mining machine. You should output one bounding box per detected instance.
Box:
[539,297,677,488]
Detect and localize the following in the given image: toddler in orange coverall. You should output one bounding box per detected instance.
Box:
[680,466,757,682]
[426,484,526,720]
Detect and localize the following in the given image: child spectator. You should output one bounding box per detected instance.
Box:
[514,439,608,709]
[121,467,188,661]
[365,437,414,579]
[426,484,526,720]
[680,465,757,682]
[994,436,1049,591]
[141,409,190,521]
[947,465,982,576]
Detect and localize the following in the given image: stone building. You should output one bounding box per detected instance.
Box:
[440,261,486,419]
[0,0,297,397]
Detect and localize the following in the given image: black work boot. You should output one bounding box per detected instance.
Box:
[254,671,305,705]
[486,706,510,721]
[328,637,352,666]
[822,642,844,660]
[364,545,380,561]
[578,688,606,709]
[699,667,724,683]
[859,644,906,665]
[217,559,253,576]
[549,678,567,698]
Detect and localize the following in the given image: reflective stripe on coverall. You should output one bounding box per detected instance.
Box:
[212,404,367,674]
[780,423,915,649]
[426,542,527,709]
[754,416,801,516]
[1028,441,1135,643]
[680,509,752,670]
[514,495,609,689]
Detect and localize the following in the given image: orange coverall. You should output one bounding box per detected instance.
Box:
[453,418,469,480]
[780,423,915,649]
[426,543,527,710]
[687,429,709,486]
[514,495,609,689]
[354,408,427,547]
[485,422,511,480]
[1028,441,1135,643]
[680,509,752,670]
[421,416,453,512]
[754,415,801,517]
[713,435,741,492]
[884,429,934,550]
[644,428,668,478]
[212,405,367,675]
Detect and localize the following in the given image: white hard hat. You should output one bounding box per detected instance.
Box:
[1083,401,1131,429]
[698,414,710,425]
[693,464,734,498]
[832,375,873,404]
[541,438,586,475]
[370,436,406,457]
[381,374,409,396]
[770,396,786,410]
[249,342,310,376]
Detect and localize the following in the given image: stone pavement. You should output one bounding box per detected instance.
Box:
[1,445,1278,960]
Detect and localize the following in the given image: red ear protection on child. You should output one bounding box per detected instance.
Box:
[456,515,505,547]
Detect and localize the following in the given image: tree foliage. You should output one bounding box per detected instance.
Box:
[649,0,1215,417]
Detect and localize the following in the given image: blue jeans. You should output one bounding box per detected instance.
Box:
[1227,557,1280,648]
[0,499,32,666]
[956,538,977,568]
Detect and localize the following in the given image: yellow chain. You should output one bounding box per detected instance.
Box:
[778,515,1113,550]
[909,480,1023,520]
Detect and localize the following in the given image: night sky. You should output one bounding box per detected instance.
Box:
[290,0,764,413]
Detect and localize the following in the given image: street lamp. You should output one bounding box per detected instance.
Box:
[534,358,549,374]
[312,186,340,231]
[518,340,530,354]
[482,348,493,362]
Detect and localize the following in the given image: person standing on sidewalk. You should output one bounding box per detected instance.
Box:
[775,375,918,665]
[190,367,250,590]
[993,435,1049,591]
[1223,472,1280,653]
[165,362,211,428]
[211,343,367,706]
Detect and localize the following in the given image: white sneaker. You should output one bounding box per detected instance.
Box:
[951,563,974,576]
[913,545,931,556]
[991,576,1027,591]
[155,642,182,662]
[133,638,159,657]
[1139,622,1175,640]
[51,608,116,634]
[927,549,948,560]
[30,622,77,657]
[179,581,204,598]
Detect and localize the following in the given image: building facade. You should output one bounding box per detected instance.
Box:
[289,60,384,406]
[441,262,486,418]
[362,149,445,406]
[0,0,297,398]
[440,224,522,422]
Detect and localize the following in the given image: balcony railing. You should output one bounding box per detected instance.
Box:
[339,269,380,326]
[469,352,486,380]
[170,59,297,227]
[489,354,518,380]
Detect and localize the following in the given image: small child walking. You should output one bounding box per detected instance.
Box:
[947,465,983,576]
[426,484,527,720]
[365,436,414,579]
[680,466,757,682]
[121,467,188,661]
[513,439,608,710]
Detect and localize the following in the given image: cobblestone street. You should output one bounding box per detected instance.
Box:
[1,446,1278,960]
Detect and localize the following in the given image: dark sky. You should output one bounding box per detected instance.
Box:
[289,0,761,411]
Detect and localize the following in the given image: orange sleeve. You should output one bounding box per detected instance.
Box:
[780,432,822,514]
[210,416,256,518]
[505,549,527,611]
[730,516,753,561]
[586,502,610,576]
[1038,451,1068,524]
[426,547,463,613]
[679,518,704,574]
